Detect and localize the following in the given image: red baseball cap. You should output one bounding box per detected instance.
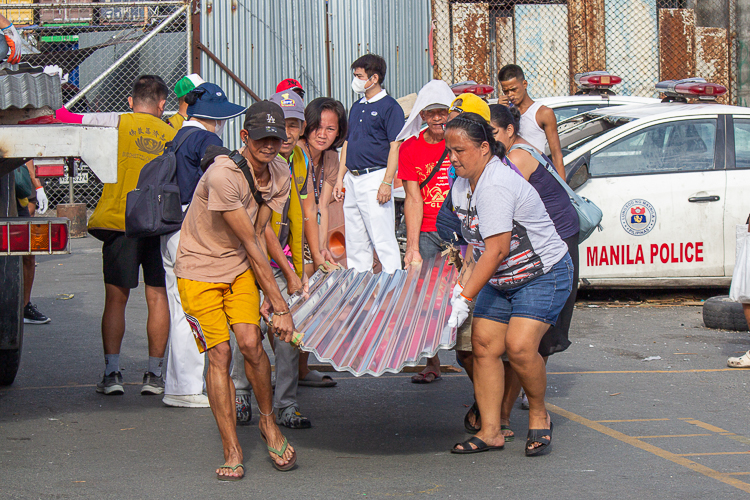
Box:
[276,78,304,93]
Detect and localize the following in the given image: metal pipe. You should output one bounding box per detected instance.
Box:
[186,1,192,74]
[3,1,183,7]
[196,41,261,102]
[65,3,189,109]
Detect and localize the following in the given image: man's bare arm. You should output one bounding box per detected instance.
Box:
[377,141,401,205]
[402,180,424,265]
[539,106,566,179]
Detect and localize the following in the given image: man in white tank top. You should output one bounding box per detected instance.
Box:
[497,64,566,179]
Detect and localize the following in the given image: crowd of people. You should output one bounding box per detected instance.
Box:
[44,54,586,477]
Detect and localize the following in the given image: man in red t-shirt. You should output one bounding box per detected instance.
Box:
[397,80,454,383]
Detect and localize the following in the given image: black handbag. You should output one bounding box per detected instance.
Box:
[435,184,467,246]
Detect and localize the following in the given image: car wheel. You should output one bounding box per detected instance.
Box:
[0,348,22,386]
[702,295,749,332]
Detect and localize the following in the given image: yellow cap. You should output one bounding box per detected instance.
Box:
[449,93,491,122]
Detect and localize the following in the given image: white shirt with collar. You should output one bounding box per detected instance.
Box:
[359,89,388,104]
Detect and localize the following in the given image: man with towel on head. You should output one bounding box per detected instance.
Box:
[396,80,455,384]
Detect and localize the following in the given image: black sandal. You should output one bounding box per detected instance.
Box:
[525,422,553,456]
[451,436,505,454]
[464,401,481,434]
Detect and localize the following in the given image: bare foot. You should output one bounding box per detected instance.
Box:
[216,450,244,480]
[500,419,514,439]
[259,416,295,468]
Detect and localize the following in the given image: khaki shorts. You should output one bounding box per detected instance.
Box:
[177,268,260,353]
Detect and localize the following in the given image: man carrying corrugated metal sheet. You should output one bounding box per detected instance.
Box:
[174,101,298,479]
[333,54,404,275]
[396,79,456,383]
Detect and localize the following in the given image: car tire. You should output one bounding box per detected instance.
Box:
[702,295,749,332]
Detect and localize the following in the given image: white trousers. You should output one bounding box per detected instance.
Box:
[343,170,402,274]
[161,230,206,396]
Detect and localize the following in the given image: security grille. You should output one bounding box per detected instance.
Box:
[431,0,737,104]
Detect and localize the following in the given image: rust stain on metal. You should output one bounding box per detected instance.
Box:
[658,9,696,82]
[696,27,729,104]
[451,3,490,84]
[567,0,606,94]
[496,16,515,77]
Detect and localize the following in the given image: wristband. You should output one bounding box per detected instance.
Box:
[381,180,392,187]
[459,292,473,302]
[274,309,290,316]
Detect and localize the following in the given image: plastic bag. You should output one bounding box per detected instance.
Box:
[729,224,750,303]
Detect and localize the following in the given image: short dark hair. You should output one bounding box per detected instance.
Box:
[489,103,521,134]
[445,112,506,158]
[498,64,525,83]
[302,97,348,150]
[351,54,387,85]
[132,75,168,106]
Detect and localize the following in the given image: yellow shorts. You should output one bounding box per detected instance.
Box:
[177,269,260,353]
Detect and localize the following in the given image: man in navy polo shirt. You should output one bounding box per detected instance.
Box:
[333,54,404,274]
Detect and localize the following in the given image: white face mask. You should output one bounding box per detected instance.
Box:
[214,119,226,138]
[351,75,373,94]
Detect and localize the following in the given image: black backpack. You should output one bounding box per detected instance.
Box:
[124,128,199,238]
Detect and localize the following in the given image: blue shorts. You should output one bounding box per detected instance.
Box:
[473,253,574,325]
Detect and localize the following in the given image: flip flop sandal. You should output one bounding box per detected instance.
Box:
[727,351,750,368]
[411,370,442,384]
[451,436,505,454]
[261,432,297,472]
[525,422,554,457]
[464,401,481,434]
[298,370,337,387]
[501,424,515,442]
[216,463,244,481]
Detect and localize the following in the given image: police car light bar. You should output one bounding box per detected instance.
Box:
[656,78,727,101]
[450,83,496,97]
[574,71,622,89]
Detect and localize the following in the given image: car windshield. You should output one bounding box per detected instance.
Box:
[558,113,633,155]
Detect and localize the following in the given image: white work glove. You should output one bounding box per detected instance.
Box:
[2,23,22,64]
[35,187,48,214]
[447,295,471,329]
[450,281,464,305]
[43,65,68,83]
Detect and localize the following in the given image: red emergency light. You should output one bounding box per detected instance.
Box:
[0,219,70,255]
[656,78,727,102]
[450,83,495,97]
[574,72,622,89]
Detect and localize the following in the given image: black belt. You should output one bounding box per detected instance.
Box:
[348,167,384,176]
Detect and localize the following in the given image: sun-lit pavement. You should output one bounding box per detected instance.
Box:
[2,236,749,499]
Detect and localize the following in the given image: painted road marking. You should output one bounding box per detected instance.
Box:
[595,418,671,423]
[634,434,712,439]
[676,452,750,457]
[548,403,750,494]
[681,419,750,446]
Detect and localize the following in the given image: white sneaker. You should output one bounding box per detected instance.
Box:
[162,394,210,408]
[727,351,750,368]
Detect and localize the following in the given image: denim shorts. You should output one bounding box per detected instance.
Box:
[473,253,574,325]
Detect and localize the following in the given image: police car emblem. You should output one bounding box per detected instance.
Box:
[620,199,656,236]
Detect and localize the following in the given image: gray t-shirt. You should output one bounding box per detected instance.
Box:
[452,156,568,289]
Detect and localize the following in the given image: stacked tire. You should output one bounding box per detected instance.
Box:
[702,296,749,332]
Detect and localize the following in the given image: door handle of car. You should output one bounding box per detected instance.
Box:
[688,195,720,203]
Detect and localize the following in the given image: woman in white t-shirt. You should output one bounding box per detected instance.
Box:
[446,112,573,457]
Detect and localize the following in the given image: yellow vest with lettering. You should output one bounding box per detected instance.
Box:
[167,112,185,130]
[270,146,308,278]
[88,113,177,232]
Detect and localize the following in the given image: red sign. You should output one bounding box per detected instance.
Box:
[587,242,704,267]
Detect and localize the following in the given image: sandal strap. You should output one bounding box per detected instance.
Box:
[526,428,552,446]
[267,437,289,457]
[218,464,244,471]
[455,436,487,451]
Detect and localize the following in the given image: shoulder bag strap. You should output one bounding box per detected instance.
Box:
[509,143,579,199]
[419,148,449,190]
[229,150,266,207]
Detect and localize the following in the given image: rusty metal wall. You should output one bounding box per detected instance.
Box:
[432,0,738,103]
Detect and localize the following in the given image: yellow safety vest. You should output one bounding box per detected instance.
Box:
[88,112,177,232]
[270,146,308,278]
[166,112,186,130]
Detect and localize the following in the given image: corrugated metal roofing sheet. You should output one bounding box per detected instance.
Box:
[0,63,62,110]
[287,254,457,377]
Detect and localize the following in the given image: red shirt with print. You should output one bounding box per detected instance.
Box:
[397,130,451,233]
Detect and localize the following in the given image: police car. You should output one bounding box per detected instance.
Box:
[559,78,746,287]
[536,72,660,122]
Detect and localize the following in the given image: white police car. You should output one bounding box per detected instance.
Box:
[537,72,659,122]
[560,78,746,287]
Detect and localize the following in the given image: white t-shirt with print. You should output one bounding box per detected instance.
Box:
[452,155,568,289]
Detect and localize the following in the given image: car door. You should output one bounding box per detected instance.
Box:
[576,115,725,282]
[724,115,750,276]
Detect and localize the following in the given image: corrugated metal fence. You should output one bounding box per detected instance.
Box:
[201,0,432,149]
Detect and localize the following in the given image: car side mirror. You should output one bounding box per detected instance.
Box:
[565,152,590,189]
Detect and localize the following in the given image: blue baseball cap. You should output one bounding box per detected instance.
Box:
[187,83,246,120]
[268,90,305,121]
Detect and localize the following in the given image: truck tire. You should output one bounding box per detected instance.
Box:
[702,296,749,332]
[0,255,24,386]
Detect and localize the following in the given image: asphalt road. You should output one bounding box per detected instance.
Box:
[2,236,749,499]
